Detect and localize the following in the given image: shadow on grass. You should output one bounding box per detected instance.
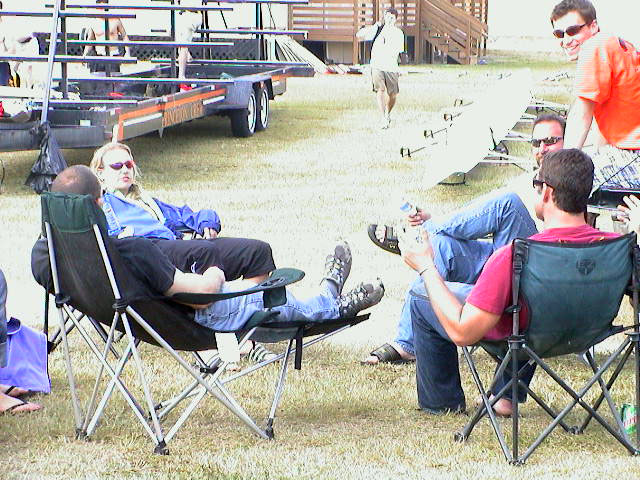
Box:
[0,104,330,196]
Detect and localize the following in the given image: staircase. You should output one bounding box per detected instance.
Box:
[288,0,488,65]
[420,0,488,64]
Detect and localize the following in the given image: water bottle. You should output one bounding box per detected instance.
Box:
[399,198,418,217]
[399,198,423,243]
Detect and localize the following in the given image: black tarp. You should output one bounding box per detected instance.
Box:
[25,122,68,194]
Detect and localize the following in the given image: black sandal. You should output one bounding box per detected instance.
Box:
[1,385,35,399]
[367,224,400,255]
[0,398,41,414]
[361,343,415,365]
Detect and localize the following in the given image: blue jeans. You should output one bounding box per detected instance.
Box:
[394,192,537,355]
[194,284,338,331]
[409,280,536,410]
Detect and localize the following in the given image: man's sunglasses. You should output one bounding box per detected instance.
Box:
[108,160,135,170]
[532,178,557,190]
[552,23,587,39]
[531,136,562,148]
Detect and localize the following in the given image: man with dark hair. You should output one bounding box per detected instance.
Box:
[551,0,596,31]
[363,113,566,368]
[51,165,102,200]
[34,167,384,333]
[400,149,619,416]
[531,113,566,165]
[550,0,640,192]
[356,7,405,129]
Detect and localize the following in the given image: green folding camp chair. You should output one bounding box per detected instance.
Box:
[37,192,370,454]
[456,234,640,464]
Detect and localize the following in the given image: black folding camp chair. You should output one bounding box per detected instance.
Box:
[43,218,205,353]
[456,234,640,464]
[39,192,369,454]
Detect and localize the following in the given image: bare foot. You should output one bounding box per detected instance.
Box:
[0,384,29,397]
[476,395,513,417]
[0,392,41,414]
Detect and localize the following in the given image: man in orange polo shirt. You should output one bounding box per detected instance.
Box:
[551,0,640,191]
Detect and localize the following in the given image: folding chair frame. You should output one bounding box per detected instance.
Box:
[454,237,640,465]
[43,203,369,454]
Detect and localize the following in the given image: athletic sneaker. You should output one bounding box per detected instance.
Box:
[338,279,385,317]
[321,240,352,296]
[381,116,390,129]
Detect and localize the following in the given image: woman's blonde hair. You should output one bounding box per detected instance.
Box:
[89,141,141,181]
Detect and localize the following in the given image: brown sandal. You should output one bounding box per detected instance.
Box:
[367,225,400,255]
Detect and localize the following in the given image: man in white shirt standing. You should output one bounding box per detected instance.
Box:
[356,8,405,129]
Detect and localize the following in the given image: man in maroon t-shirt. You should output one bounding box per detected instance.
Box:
[399,149,619,416]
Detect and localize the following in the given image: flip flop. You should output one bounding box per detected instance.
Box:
[0,385,35,399]
[367,224,400,255]
[0,398,42,415]
[361,343,415,365]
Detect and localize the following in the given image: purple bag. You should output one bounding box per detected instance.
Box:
[0,317,50,393]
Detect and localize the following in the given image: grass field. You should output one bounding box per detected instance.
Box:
[1,52,639,479]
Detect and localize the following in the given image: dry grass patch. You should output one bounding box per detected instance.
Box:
[1,53,638,478]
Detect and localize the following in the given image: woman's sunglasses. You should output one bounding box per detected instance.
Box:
[552,23,587,39]
[531,136,562,148]
[108,160,135,170]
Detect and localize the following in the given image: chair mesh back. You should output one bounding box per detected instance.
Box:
[515,234,635,357]
[41,192,217,351]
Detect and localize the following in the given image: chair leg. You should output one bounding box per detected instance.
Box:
[81,312,121,434]
[577,341,634,432]
[631,330,640,450]
[125,309,271,440]
[521,344,637,460]
[49,308,81,353]
[57,304,84,436]
[165,386,209,443]
[70,317,151,440]
[510,338,521,464]
[155,349,224,420]
[519,381,573,432]
[458,347,513,463]
[584,349,629,439]
[121,312,168,453]
[265,338,295,439]
[156,333,254,420]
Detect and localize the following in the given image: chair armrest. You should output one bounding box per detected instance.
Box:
[170,268,305,308]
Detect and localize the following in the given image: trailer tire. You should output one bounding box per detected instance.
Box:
[230,90,257,137]
[255,86,269,132]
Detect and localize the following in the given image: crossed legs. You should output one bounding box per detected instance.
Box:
[364,192,537,365]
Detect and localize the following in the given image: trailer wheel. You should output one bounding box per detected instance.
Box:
[255,86,269,132]
[230,90,257,137]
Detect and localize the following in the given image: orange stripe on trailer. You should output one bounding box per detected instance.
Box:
[116,87,227,141]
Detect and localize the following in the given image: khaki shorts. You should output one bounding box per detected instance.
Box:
[371,69,399,95]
